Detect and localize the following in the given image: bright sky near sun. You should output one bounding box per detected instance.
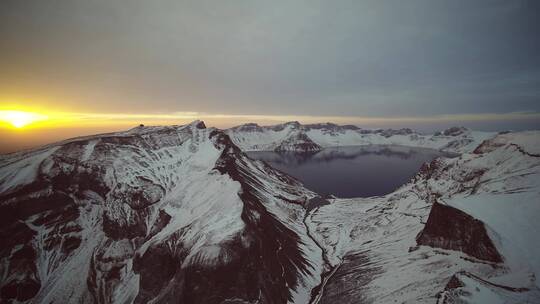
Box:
[0,110,48,128]
[1,1,539,153]
[1,107,539,130]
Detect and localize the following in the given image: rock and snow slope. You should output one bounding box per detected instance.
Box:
[0,121,324,304]
[226,122,494,153]
[305,130,540,303]
[0,120,538,304]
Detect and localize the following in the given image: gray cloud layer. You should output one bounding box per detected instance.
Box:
[1,0,539,117]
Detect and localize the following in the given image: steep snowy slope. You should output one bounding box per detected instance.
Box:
[305,130,540,303]
[0,121,325,304]
[226,122,494,153]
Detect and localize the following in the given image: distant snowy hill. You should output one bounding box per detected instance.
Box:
[225,122,495,153]
[1,121,538,303]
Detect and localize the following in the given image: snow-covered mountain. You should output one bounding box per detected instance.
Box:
[305,130,540,303]
[0,121,325,303]
[225,122,494,153]
[1,121,539,303]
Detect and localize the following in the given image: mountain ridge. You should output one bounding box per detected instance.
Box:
[0,121,324,303]
[1,121,539,303]
[225,122,495,153]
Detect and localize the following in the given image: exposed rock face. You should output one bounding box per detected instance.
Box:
[0,226,41,302]
[416,202,503,263]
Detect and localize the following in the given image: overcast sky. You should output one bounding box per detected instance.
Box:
[1,0,540,126]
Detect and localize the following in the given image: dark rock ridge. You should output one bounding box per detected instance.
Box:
[416,201,503,263]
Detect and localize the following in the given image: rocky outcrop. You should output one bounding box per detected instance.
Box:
[416,202,503,263]
[437,271,534,304]
[274,132,321,152]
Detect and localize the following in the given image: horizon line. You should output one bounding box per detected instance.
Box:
[1,109,539,130]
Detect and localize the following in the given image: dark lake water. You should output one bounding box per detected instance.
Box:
[247,145,456,198]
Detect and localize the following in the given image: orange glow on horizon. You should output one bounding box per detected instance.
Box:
[0,106,538,155]
[0,106,539,131]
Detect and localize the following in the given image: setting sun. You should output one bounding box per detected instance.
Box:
[0,110,48,128]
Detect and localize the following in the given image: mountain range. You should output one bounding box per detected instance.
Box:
[1,121,539,303]
[225,122,494,153]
